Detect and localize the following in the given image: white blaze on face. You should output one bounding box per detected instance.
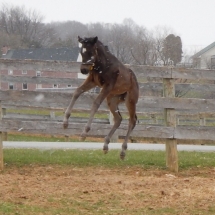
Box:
[82,48,86,53]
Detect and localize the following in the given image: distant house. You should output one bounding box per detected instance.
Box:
[0,47,82,91]
[192,42,215,69]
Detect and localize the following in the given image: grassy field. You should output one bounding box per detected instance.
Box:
[2,148,215,169]
[1,149,215,215]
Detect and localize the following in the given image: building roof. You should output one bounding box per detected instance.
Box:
[192,41,215,58]
[1,47,80,61]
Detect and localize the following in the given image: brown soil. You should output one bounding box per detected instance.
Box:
[1,166,215,214]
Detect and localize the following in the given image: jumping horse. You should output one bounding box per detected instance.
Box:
[63,36,139,159]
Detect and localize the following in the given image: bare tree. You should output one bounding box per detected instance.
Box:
[49,21,88,47]
[105,19,137,64]
[0,4,54,48]
[0,31,22,47]
[151,26,176,65]
[87,22,108,41]
[131,27,154,65]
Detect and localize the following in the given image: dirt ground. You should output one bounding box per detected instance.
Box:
[1,166,215,214]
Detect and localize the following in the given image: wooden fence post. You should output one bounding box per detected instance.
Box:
[64,135,69,142]
[199,113,206,126]
[163,78,178,172]
[2,108,7,141]
[0,101,3,171]
[151,114,158,124]
[50,111,55,119]
[177,117,180,125]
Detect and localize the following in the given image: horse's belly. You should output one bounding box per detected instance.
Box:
[111,83,129,94]
[111,76,131,94]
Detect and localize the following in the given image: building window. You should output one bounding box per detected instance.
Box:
[53,84,58,88]
[36,71,41,77]
[22,83,28,90]
[22,70,27,74]
[36,84,42,89]
[8,70,13,75]
[9,83,14,90]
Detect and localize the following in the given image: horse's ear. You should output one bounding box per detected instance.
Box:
[93,36,98,44]
[78,36,84,44]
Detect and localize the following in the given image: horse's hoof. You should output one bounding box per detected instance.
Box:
[80,134,86,141]
[63,122,68,129]
[103,149,108,154]
[103,144,109,153]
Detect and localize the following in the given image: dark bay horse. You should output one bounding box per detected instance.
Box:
[63,36,139,159]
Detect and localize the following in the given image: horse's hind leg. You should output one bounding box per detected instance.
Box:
[120,94,138,160]
[103,95,122,153]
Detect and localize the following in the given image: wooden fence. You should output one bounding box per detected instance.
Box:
[1,59,215,172]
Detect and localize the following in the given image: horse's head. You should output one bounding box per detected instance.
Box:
[78,36,98,74]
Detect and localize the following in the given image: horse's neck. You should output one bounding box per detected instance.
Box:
[96,42,119,69]
[96,49,111,67]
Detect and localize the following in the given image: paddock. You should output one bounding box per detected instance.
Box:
[1,160,215,214]
[1,59,215,172]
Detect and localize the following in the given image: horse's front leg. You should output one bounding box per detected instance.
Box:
[63,87,83,128]
[80,87,111,140]
[63,77,96,129]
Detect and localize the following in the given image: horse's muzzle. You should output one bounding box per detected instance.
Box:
[81,68,89,74]
[80,63,94,74]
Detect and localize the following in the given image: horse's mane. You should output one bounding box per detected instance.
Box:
[96,40,114,60]
[96,40,106,51]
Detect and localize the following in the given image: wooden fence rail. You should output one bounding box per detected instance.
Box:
[1,59,215,172]
[1,59,215,80]
[2,74,215,97]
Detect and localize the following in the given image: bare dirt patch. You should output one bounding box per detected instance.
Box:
[1,166,215,214]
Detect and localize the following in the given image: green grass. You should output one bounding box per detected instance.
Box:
[3,148,215,169]
[1,200,214,215]
[7,108,109,118]
[6,108,165,121]
[0,202,194,215]
[3,149,165,168]
[8,133,85,142]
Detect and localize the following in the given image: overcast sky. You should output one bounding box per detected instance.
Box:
[1,0,215,52]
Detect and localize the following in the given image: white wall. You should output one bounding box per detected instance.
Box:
[200,46,215,69]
